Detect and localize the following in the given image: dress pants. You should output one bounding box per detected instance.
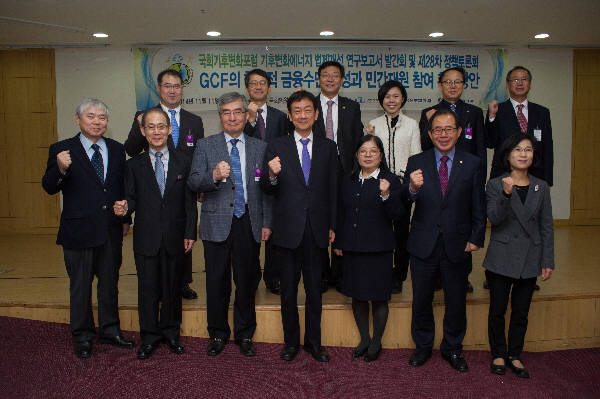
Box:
[261,239,280,287]
[182,251,193,286]
[486,269,537,358]
[410,235,468,355]
[392,211,411,284]
[134,245,183,345]
[203,211,259,341]
[278,217,323,349]
[63,235,122,343]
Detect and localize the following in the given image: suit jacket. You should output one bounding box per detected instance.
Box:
[313,94,364,175]
[486,99,553,185]
[403,148,486,263]
[243,105,291,142]
[124,150,197,257]
[419,101,487,185]
[260,134,339,249]
[42,133,126,249]
[483,174,554,279]
[124,105,204,157]
[188,133,272,243]
[333,170,405,252]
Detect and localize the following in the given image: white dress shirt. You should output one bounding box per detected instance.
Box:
[294,131,313,167]
[161,103,181,126]
[510,97,529,120]
[149,146,169,177]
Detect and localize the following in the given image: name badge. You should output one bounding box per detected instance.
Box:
[254,166,261,182]
[186,134,195,147]
[465,127,473,140]
[533,129,542,141]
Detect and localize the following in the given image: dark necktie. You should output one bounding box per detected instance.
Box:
[90,143,104,184]
[439,155,449,196]
[300,138,311,185]
[516,104,528,133]
[390,115,399,128]
[449,103,457,114]
[169,109,180,147]
[257,109,267,141]
[230,139,245,218]
[155,151,165,197]
[325,100,334,140]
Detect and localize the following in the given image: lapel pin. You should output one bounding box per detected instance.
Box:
[177,174,183,180]
[342,106,346,110]
[459,160,463,164]
[535,184,539,192]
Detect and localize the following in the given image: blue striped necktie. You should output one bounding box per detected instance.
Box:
[155,152,165,196]
[230,139,245,218]
[169,109,180,147]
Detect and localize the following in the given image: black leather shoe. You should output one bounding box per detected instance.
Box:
[303,345,329,362]
[267,281,281,295]
[164,338,184,355]
[466,280,474,293]
[391,281,403,294]
[182,283,198,300]
[280,345,299,361]
[408,350,431,367]
[364,345,381,362]
[490,358,506,375]
[99,334,135,349]
[483,279,490,289]
[534,284,540,291]
[352,342,369,358]
[74,341,92,359]
[207,338,226,356]
[508,358,530,378]
[442,353,469,372]
[321,280,329,293]
[137,343,159,360]
[235,338,256,357]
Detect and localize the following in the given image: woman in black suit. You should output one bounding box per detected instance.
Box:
[484,132,554,378]
[333,135,406,361]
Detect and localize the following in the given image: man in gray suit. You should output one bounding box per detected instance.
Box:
[188,92,272,357]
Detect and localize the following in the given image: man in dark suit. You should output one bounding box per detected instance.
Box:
[419,67,487,293]
[486,65,553,186]
[243,68,290,295]
[260,90,338,362]
[313,61,364,291]
[42,99,135,358]
[404,110,486,372]
[114,109,197,359]
[188,92,272,357]
[124,68,204,300]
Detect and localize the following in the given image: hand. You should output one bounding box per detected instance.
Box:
[184,239,195,254]
[464,242,480,252]
[364,124,375,135]
[488,100,499,119]
[333,248,343,257]
[379,178,391,198]
[502,176,514,195]
[57,150,72,174]
[541,268,553,281]
[213,161,230,181]
[113,200,128,217]
[247,101,259,124]
[409,169,424,193]
[261,227,272,241]
[268,156,282,178]
[329,229,335,244]
[425,109,436,121]
[197,193,204,202]
[122,223,130,237]
[136,113,143,127]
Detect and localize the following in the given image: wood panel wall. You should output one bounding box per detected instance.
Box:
[0,49,59,234]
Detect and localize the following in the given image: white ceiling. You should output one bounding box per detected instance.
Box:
[1,0,599,48]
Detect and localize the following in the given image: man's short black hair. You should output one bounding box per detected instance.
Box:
[244,68,271,88]
[427,109,459,132]
[287,90,318,112]
[141,108,170,127]
[438,67,466,83]
[506,66,533,82]
[317,61,345,77]
[157,69,183,85]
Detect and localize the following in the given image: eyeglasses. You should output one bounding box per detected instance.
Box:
[508,78,530,84]
[248,80,268,87]
[161,83,182,90]
[358,149,380,157]
[220,109,246,117]
[431,127,457,135]
[320,73,341,79]
[441,80,464,86]
[512,147,533,154]
[144,124,168,131]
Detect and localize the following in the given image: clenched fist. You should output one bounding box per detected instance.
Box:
[364,124,375,135]
[213,161,231,181]
[501,176,514,195]
[488,100,499,119]
[113,200,128,217]
[409,169,424,193]
[379,178,391,198]
[425,109,436,121]
[247,101,259,124]
[57,150,72,174]
[268,156,281,178]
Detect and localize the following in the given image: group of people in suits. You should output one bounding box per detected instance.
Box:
[42,61,555,377]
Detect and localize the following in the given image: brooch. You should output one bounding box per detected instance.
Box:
[534,184,539,192]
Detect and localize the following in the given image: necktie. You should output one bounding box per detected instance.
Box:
[169,109,180,147]
[516,104,528,133]
[155,152,165,197]
[257,109,267,141]
[439,155,449,196]
[230,139,245,218]
[90,143,104,184]
[300,138,311,185]
[449,103,457,114]
[325,100,334,140]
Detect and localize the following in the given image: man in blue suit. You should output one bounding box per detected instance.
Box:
[404,110,486,372]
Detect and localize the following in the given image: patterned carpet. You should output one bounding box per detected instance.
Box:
[1,316,599,398]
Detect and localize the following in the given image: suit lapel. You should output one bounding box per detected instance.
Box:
[425,150,443,202]
[285,135,306,186]
[511,177,541,237]
[143,152,164,199]
[527,103,539,133]
[442,151,464,204]
[104,139,119,187]
[71,134,104,187]
[164,152,179,197]
[244,137,257,187]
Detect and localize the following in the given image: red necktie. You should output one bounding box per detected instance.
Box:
[516,104,528,133]
[439,155,449,196]
[257,109,266,141]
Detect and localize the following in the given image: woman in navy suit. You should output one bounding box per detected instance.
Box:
[484,132,554,378]
[333,135,406,361]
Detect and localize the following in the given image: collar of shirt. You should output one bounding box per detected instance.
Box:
[359,168,380,183]
[149,146,169,158]
[259,103,268,117]
[294,131,313,143]
[148,146,169,171]
[79,133,107,157]
[224,132,245,145]
[441,99,463,112]
[434,147,455,167]
[510,97,528,111]
[320,93,339,108]
[160,103,181,114]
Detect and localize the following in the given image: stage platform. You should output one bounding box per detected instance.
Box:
[1,226,599,352]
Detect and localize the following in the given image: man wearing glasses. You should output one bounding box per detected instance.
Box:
[486,66,553,186]
[188,92,272,358]
[419,67,486,293]
[125,68,204,301]
[404,110,485,372]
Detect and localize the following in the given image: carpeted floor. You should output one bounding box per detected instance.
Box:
[1,316,598,399]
